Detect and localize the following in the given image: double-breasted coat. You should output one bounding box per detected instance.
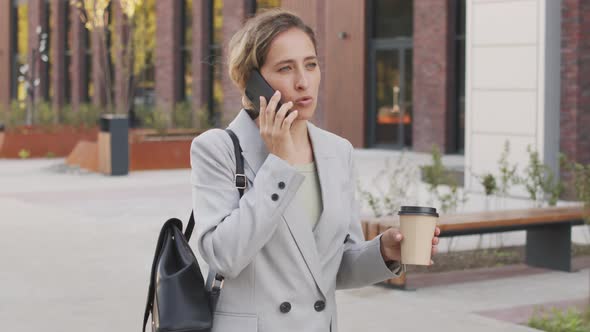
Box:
[190,110,400,332]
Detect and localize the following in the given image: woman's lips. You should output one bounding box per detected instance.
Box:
[295,97,313,107]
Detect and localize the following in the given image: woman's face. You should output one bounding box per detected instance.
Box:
[259,28,320,121]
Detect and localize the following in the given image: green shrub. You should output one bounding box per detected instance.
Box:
[528,306,590,332]
[134,104,169,133]
[497,140,520,196]
[422,145,468,213]
[173,101,192,129]
[422,145,450,189]
[135,102,213,132]
[133,104,155,128]
[34,101,56,126]
[562,155,590,224]
[477,173,498,196]
[357,154,419,218]
[153,108,170,135]
[53,103,101,128]
[18,149,31,159]
[174,102,213,130]
[6,100,26,128]
[195,105,214,130]
[523,145,564,207]
[1,101,102,129]
[0,103,6,126]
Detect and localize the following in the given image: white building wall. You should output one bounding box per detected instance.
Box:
[464,0,561,197]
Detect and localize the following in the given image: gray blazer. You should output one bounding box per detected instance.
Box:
[190,110,400,332]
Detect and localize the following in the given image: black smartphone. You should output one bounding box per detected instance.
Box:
[245,69,288,119]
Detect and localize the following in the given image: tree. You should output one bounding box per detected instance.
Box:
[71,0,114,113]
[71,0,144,115]
[18,26,49,125]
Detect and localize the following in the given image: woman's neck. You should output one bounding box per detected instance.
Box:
[287,120,314,163]
[289,119,310,148]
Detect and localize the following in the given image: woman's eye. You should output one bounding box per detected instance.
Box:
[279,66,291,72]
[306,62,318,69]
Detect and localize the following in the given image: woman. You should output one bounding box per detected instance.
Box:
[190,9,440,332]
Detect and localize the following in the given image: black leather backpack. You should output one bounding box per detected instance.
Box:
[142,129,246,332]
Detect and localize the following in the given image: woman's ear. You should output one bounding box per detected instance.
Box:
[242,95,255,110]
[242,96,260,120]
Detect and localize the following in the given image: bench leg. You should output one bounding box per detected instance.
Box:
[526,223,572,272]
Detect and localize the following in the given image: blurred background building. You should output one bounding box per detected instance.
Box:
[0,0,587,179]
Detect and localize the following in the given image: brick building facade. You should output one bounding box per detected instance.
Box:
[0,0,588,165]
[561,0,590,171]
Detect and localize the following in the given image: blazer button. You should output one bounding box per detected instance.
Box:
[271,193,279,201]
[279,302,291,313]
[314,300,325,312]
[278,181,286,189]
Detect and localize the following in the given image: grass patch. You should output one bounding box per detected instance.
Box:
[528,306,590,332]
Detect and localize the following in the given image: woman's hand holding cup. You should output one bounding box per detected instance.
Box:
[381,206,441,266]
[380,227,440,265]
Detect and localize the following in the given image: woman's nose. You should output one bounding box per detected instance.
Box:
[295,71,309,90]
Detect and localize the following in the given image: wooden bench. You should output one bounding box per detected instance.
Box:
[362,206,588,287]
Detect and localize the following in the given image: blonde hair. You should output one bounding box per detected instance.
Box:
[227,9,317,113]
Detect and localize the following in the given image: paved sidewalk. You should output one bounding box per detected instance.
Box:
[0,158,587,331]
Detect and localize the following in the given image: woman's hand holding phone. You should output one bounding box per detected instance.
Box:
[259,90,299,165]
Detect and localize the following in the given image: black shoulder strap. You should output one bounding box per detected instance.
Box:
[226,129,247,197]
[184,129,246,240]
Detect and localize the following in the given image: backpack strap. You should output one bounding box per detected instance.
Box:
[184,129,246,241]
[188,129,246,307]
[226,129,247,197]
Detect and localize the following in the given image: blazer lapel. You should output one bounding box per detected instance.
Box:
[227,112,335,296]
[282,200,328,296]
[306,121,337,236]
[282,122,338,297]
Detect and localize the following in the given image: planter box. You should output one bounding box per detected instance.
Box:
[0,126,99,158]
[67,132,203,172]
[66,141,99,172]
[130,139,193,170]
[128,129,204,170]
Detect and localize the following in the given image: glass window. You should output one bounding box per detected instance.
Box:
[64,3,72,103]
[256,0,281,13]
[455,0,466,153]
[14,0,29,102]
[44,0,51,101]
[210,0,223,124]
[85,28,92,101]
[373,48,412,148]
[182,0,193,101]
[133,0,156,107]
[457,0,466,36]
[373,0,412,39]
[368,0,413,149]
[10,3,17,99]
[64,3,91,103]
[374,49,401,146]
[106,3,114,103]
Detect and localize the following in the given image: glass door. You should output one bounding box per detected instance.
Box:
[368,40,413,149]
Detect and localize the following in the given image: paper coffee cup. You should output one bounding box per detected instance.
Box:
[398,206,438,265]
